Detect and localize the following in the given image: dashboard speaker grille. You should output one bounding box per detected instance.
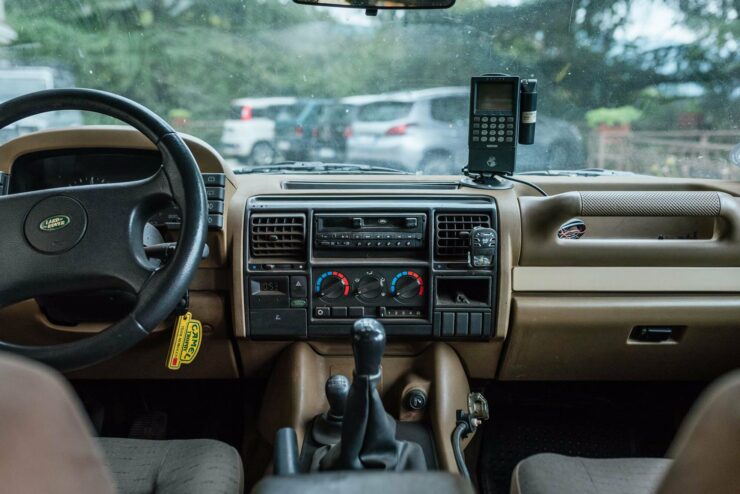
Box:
[250,214,306,259]
[435,213,491,259]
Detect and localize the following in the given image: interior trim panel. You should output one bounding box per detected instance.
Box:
[513,267,740,292]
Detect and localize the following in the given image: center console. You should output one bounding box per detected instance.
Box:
[245,196,498,340]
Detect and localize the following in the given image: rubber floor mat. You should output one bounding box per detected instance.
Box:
[475,382,698,494]
[478,407,638,494]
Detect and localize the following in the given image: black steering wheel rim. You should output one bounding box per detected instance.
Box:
[0,88,208,371]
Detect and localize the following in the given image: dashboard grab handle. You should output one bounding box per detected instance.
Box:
[578,191,723,217]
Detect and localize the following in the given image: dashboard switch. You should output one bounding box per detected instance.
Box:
[202,173,226,187]
[442,312,455,337]
[348,307,365,318]
[206,187,225,200]
[455,312,469,336]
[208,200,224,214]
[469,313,483,336]
[331,307,348,318]
[290,276,308,298]
[314,307,330,318]
[207,214,224,230]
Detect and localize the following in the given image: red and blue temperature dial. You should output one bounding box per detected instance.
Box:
[390,271,424,300]
[315,271,350,299]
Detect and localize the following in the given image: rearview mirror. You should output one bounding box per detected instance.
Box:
[293,0,456,10]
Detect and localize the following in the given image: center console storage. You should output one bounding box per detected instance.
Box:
[244,196,498,340]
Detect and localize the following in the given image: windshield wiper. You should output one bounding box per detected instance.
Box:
[234,161,414,175]
[518,168,637,177]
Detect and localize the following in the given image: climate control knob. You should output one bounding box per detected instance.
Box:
[316,271,350,300]
[390,271,425,300]
[355,275,384,300]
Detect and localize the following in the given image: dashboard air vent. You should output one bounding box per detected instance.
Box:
[435,212,492,259]
[250,214,306,259]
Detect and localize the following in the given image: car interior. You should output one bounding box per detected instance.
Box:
[0,1,738,493]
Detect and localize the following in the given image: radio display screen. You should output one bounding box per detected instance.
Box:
[476,82,514,112]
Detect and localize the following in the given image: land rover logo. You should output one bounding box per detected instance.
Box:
[39,215,71,232]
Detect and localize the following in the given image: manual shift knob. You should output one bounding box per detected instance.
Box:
[352,318,386,376]
[325,374,350,420]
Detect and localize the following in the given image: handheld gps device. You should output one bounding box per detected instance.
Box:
[468,75,537,175]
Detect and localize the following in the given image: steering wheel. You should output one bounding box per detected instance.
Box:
[0,89,208,371]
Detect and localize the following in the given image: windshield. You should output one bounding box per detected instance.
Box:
[0,76,48,101]
[2,0,738,178]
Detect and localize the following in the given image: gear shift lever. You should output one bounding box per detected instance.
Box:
[312,374,350,446]
[352,318,385,377]
[316,318,427,471]
[326,374,350,420]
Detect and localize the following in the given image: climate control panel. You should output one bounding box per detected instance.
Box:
[312,267,428,321]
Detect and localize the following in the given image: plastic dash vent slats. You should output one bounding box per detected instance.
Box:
[435,213,491,259]
[250,214,306,259]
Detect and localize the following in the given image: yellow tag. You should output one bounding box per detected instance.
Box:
[167,312,202,370]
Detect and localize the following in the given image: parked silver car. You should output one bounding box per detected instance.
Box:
[347,86,585,173]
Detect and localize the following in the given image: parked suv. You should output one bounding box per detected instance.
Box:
[274,99,333,161]
[221,97,303,166]
[309,95,387,162]
[0,66,82,144]
[347,86,585,173]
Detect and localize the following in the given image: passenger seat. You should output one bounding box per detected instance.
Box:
[510,370,740,494]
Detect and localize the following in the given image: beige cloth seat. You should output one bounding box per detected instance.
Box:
[511,370,740,494]
[0,352,243,494]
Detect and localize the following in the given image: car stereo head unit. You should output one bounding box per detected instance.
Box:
[314,213,427,250]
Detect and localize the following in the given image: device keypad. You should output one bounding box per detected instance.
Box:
[472,117,516,143]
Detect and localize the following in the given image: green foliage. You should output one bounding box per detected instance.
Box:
[585,106,643,127]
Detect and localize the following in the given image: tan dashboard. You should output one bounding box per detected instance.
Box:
[1,127,739,382]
